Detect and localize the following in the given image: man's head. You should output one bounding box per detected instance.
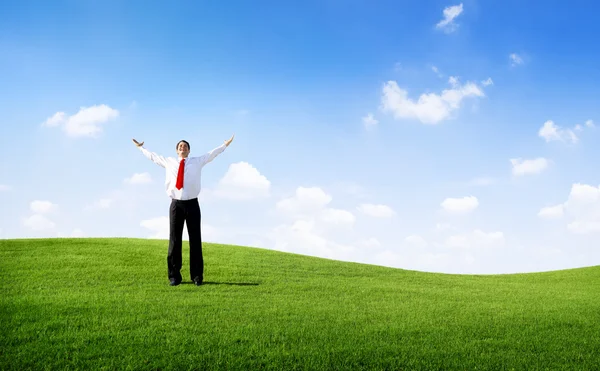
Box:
[176,140,190,158]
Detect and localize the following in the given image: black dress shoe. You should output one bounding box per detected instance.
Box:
[193,276,202,286]
[170,278,181,286]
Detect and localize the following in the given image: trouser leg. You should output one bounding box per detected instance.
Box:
[186,199,203,281]
[168,199,185,282]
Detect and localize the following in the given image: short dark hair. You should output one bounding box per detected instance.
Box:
[176,140,190,150]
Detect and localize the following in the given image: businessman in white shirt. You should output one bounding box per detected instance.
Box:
[132,134,234,286]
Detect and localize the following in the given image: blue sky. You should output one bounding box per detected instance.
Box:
[1,0,599,274]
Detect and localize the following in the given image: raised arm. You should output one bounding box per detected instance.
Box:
[132,138,168,168]
[199,134,234,167]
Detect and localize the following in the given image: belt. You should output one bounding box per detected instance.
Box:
[171,197,198,203]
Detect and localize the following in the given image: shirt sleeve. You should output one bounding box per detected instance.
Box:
[138,146,168,168]
[199,143,227,167]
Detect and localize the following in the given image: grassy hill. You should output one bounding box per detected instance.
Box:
[1,238,599,370]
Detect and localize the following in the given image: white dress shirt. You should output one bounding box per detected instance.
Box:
[139,143,227,200]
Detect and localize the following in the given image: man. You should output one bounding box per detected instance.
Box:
[132,134,234,286]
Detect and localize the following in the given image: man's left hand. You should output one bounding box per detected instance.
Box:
[224,134,235,147]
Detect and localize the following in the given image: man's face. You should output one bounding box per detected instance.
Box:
[177,141,190,158]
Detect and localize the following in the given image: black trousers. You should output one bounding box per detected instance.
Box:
[168,197,203,282]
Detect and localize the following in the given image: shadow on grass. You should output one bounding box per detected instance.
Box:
[181,281,259,286]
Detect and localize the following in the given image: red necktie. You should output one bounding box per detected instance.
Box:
[176,159,185,190]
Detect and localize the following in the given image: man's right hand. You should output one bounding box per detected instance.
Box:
[132,139,144,147]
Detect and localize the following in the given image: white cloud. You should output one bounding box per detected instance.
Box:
[42,112,66,127]
[266,187,361,260]
[540,183,600,234]
[359,237,381,248]
[448,76,459,87]
[278,187,356,224]
[405,235,428,248]
[538,119,594,145]
[140,216,181,239]
[538,120,578,144]
[96,198,114,209]
[212,162,271,200]
[86,198,114,210]
[124,172,152,185]
[267,219,355,260]
[441,196,479,214]
[444,229,504,249]
[568,199,600,232]
[509,53,524,67]
[0,184,11,191]
[565,183,599,207]
[70,229,86,237]
[42,104,119,138]
[568,220,600,234]
[435,223,453,232]
[435,3,464,33]
[57,229,86,238]
[276,187,332,216]
[481,78,494,86]
[84,189,138,212]
[23,214,55,231]
[319,208,356,226]
[362,113,378,129]
[22,200,59,233]
[30,200,58,214]
[357,203,396,218]
[538,204,564,219]
[366,227,510,274]
[431,66,444,78]
[510,157,549,176]
[380,78,485,125]
[331,182,370,199]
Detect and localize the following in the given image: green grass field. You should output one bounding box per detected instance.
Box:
[1,238,599,370]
